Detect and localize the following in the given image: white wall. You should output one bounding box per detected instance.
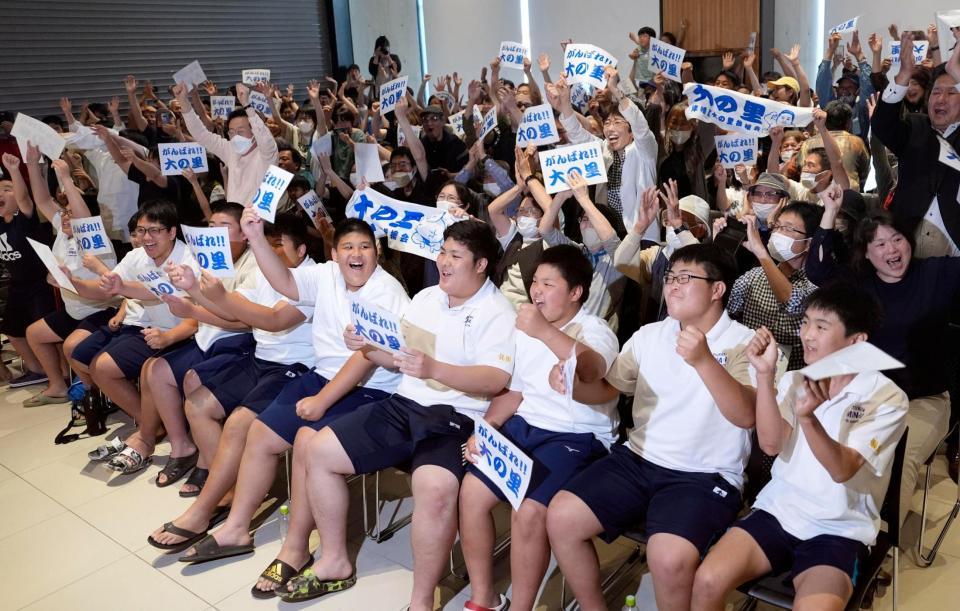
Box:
[825,0,957,44]
[349,0,422,82]
[774,0,822,81]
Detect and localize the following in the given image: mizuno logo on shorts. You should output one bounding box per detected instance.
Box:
[564,445,581,453]
[285,371,297,378]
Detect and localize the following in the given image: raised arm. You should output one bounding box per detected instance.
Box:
[785,45,812,107]
[538,52,553,84]
[394,95,429,180]
[569,171,615,241]
[59,97,78,128]
[306,80,329,137]
[239,206,300,300]
[747,328,793,454]
[0,154,35,217]
[23,145,58,221]
[50,159,92,218]
[123,75,148,132]
[812,109,851,190]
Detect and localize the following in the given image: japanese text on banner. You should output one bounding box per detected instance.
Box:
[349,295,405,354]
[345,188,464,260]
[158,143,208,176]
[890,40,929,66]
[379,76,409,115]
[252,165,295,223]
[649,39,686,82]
[938,137,960,172]
[447,110,466,138]
[516,103,560,146]
[829,16,859,35]
[181,226,235,278]
[682,83,815,136]
[247,91,273,117]
[537,141,607,194]
[472,419,533,511]
[70,216,113,255]
[297,190,329,222]
[563,43,617,89]
[211,96,236,120]
[136,268,181,298]
[498,41,528,69]
[715,135,758,168]
[241,69,271,85]
[477,107,498,142]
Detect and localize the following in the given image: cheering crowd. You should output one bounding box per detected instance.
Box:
[1,20,959,611]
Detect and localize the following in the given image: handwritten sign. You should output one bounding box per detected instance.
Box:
[715,135,758,168]
[563,43,617,89]
[345,188,464,260]
[473,419,533,511]
[349,295,405,354]
[211,96,236,120]
[252,165,295,223]
[477,107,498,142]
[136,268,179,298]
[829,16,859,35]
[890,40,930,66]
[683,83,815,136]
[498,41,528,70]
[181,225,234,278]
[158,142,208,176]
[27,238,77,293]
[173,60,207,89]
[747,32,757,54]
[537,141,607,194]
[11,114,66,161]
[354,142,385,183]
[570,82,593,113]
[70,216,113,255]
[379,76,409,115]
[297,190,329,222]
[247,91,273,117]
[938,136,960,172]
[448,110,466,139]
[516,103,560,146]
[649,39,686,83]
[241,69,271,86]
[397,124,422,147]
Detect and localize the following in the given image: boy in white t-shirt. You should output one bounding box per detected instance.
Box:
[692,284,908,611]
[280,221,516,608]
[547,244,762,611]
[460,245,620,611]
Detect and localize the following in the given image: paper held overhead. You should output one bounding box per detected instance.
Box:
[798,342,904,381]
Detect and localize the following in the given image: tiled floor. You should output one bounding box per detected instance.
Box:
[1,382,959,610]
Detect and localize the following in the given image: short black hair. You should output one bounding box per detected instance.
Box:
[438,180,478,216]
[803,283,882,337]
[443,220,500,279]
[277,140,303,168]
[390,146,416,167]
[578,203,627,240]
[334,217,377,248]
[226,108,249,129]
[536,244,593,304]
[804,146,828,171]
[271,212,310,249]
[667,244,739,306]
[118,129,149,148]
[41,115,66,130]
[638,26,656,38]
[288,175,311,193]
[210,200,245,224]
[139,199,178,229]
[778,201,824,237]
[375,35,391,50]
[716,70,742,88]
[661,32,678,45]
[824,100,853,130]
[500,79,516,89]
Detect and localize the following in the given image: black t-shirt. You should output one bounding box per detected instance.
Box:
[127,166,203,225]
[0,211,54,290]
[421,131,467,173]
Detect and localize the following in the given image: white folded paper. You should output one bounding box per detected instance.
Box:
[798,342,904,381]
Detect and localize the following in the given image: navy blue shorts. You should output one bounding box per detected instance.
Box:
[256,370,390,444]
[72,324,189,379]
[162,333,254,390]
[736,509,866,582]
[468,415,608,507]
[562,444,742,552]
[2,283,56,337]
[327,394,475,479]
[193,354,309,416]
[42,307,117,341]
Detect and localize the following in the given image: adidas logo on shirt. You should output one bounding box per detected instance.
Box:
[0,234,21,262]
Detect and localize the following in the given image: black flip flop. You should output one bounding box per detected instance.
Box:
[179,467,208,498]
[251,554,314,599]
[178,533,255,564]
[156,452,198,488]
[146,522,207,553]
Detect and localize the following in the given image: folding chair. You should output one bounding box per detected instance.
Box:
[362,469,413,543]
[916,423,960,567]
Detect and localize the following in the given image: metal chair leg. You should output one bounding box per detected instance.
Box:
[362,471,413,543]
[916,449,960,567]
[891,546,899,611]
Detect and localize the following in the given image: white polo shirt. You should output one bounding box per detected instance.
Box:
[396,279,516,418]
[52,212,118,320]
[753,370,908,544]
[238,261,316,367]
[292,262,409,392]
[194,248,259,351]
[606,311,758,489]
[112,240,199,330]
[512,307,620,445]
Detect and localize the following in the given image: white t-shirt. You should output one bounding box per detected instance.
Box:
[606,312,758,489]
[512,307,620,445]
[238,261,316,366]
[753,370,908,544]
[194,248,259,351]
[396,279,517,419]
[112,240,199,330]
[52,213,118,320]
[292,262,409,392]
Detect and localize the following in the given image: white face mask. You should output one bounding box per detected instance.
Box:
[392,171,413,187]
[516,216,540,239]
[230,134,254,155]
[780,150,795,163]
[483,182,502,196]
[581,226,602,252]
[752,202,777,221]
[297,120,315,135]
[766,232,808,262]
[800,172,817,189]
[668,129,692,145]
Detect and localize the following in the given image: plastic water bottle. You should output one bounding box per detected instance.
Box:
[278,504,290,543]
[622,594,639,611]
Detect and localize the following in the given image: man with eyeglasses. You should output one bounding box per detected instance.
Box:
[547,244,765,611]
[418,104,467,172]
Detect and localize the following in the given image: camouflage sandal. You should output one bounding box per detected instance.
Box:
[276,568,356,602]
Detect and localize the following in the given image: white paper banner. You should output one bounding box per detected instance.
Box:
[173,60,207,88]
[379,76,409,115]
[537,141,607,194]
[447,110,466,139]
[70,216,113,255]
[349,295,405,354]
[181,225,235,278]
[27,237,77,293]
[747,32,757,53]
[311,132,332,157]
[516,103,560,146]
[570,82,593,113]
[136,267,182,298]
[715,134,758,168]
[354,142,385,183]
[252,165,295,223]
[211,96,236,120]
[889,40,930,66]
[477,107,498,142]
[799,342,903,381]
[649,39,686,82]
[345,188,464,260]
[472,419,533,511]
[241,69,271,86]
[247,91,273,117]
[297,190,329,222]
[829,16,859,35]
[11,114,66,161]
[397,124,422,147]
[158,142,208,176]
[498,41,528,70]
[562,43,617,89]
[683,83,815,136]
[938,136,960,172]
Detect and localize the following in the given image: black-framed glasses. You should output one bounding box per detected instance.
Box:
[663,272,717,285]
[133,226,168,237]
[769,222,808,236]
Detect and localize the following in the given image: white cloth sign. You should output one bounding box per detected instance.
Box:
[252,165,295,223]
[563,44,617,89]
[537,141,607,194]
[297,190,329,222]
[11,114,66,161]
[354,142,385,183]
[715,134,758,168]
[498,41,528,70]
[158,142,208,176]
[938,136,960,172]
[516,103,560,146]
[345,188,464,260]
[247,91,273,117]
[27,238,77,293]
[477,107,498,142]
[472,419,533,511]
[379,76,409,115]
[890,40,930,65]
[211,96,236,120]
[349,295,405,354]
[70,216,113,255]
[173,60,207,88]
[830,16,859,35]
[799,342,904,381]
[683,83,815,136]
[181,225,234,278]
[241,69,271,85]
[649,39,686,82]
